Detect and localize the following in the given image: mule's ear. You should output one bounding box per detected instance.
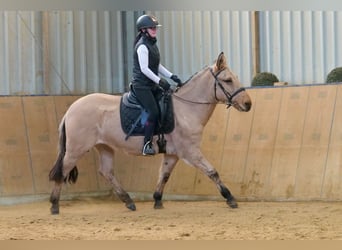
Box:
[216,52,227,71]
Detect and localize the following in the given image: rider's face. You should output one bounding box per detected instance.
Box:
[146,27,157,38]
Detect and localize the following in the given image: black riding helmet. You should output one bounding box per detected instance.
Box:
[136,14,161,31]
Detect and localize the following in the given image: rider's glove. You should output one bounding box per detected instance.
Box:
[159,78,170,91]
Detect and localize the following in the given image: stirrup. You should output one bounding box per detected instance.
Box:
[142,141,155,156]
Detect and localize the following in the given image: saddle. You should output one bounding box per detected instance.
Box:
[120,86,175,153]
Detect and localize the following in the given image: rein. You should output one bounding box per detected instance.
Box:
[173,67,246,108]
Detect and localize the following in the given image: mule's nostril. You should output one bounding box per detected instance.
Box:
[245,102,252,111]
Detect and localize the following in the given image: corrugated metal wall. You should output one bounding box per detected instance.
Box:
[42,10,135,95]
[0,11,43,95]
[0,11,133,95]
[0,10,253,95]
[259,11,342,84]
[42,11,128,94]
[1,11,342,95]
[149,11,253,87]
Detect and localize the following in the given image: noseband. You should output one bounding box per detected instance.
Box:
[210,68,246,108]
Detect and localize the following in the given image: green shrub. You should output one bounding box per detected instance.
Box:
[252,72,279,87]
[326,67,342,83]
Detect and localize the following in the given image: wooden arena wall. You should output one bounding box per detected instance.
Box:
[0,83,342,204]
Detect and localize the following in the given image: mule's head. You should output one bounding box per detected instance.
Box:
[212,52,252,112]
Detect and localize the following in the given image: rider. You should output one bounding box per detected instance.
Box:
[131,14,182,156]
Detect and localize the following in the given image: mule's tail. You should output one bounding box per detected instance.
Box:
[49,116,78,184]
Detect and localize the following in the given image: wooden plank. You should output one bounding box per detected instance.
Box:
[322,85,342,200]
[0,156,35,196]
[22,96,59,194]
[269,86,309,199]
[124,155,161,193]
[53,96,80,123]
[295,85,336,199]
[241,88,282,199]
[165,161,198,195]
[0,97,34,195]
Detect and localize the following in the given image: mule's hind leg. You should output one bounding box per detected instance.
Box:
[153,154,179,209]
[49,152,79,214]
[50,182,63,214]
[96,145,136,211]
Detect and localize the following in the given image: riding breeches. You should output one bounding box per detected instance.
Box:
[132,85,159,123]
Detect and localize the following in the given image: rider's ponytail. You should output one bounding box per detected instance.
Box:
[134,31,143,47]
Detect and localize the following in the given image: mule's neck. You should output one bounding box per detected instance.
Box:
[176,67,219,103]
[173,67,219,128]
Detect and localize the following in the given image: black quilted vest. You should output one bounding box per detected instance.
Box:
[132,34,160,86]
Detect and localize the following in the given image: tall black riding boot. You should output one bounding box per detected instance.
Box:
[142,121,156,156]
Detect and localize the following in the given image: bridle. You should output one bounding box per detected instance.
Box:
[210,68,246,108]
[173,67,246,108]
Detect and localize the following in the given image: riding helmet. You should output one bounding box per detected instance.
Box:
[136,14,161,31]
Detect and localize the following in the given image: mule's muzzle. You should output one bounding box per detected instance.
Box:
[244,101,252,112]
[232,100,252,112]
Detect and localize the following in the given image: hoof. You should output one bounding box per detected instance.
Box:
[50,206,59,215]
[227,198,238,209]
[126,203,136,211]
[154,200,164,209]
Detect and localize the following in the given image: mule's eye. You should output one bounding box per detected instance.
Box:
[223,78,232,83]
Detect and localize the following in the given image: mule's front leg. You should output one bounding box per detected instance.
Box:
[153,155,179,209]
[186,151,238,208]
[208,170,238,208]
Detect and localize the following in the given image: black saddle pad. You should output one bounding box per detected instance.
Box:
[120,91,175,137]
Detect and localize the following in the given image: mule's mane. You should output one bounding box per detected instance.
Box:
[181,57,228,87]
[182,66,209,85]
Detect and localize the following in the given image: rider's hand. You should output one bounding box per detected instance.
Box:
[171,75,182,86]
[159,78,170,91]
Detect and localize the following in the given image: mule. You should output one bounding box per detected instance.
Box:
[49,52,252,214]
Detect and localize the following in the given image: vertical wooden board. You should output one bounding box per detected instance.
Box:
[111,151,135,191]
[323,149,342,200]
[220,147,251,195]
[296,147,329,199]
[164,161,197,195]
[22,96,58,150]
[295,85,336,199]
[270,148,301,199]
[193,105,229,195]
[22,96,59,194]
[242,88,282,199]
[53,96,81,123]
[0,97,34,195]
[269,87,309,199]
[33,155,58,194]
[125,155,161,192]
[0,97,29,153]
[322,85,342,200]
[0,156,34,195]
[219,88,256,196]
